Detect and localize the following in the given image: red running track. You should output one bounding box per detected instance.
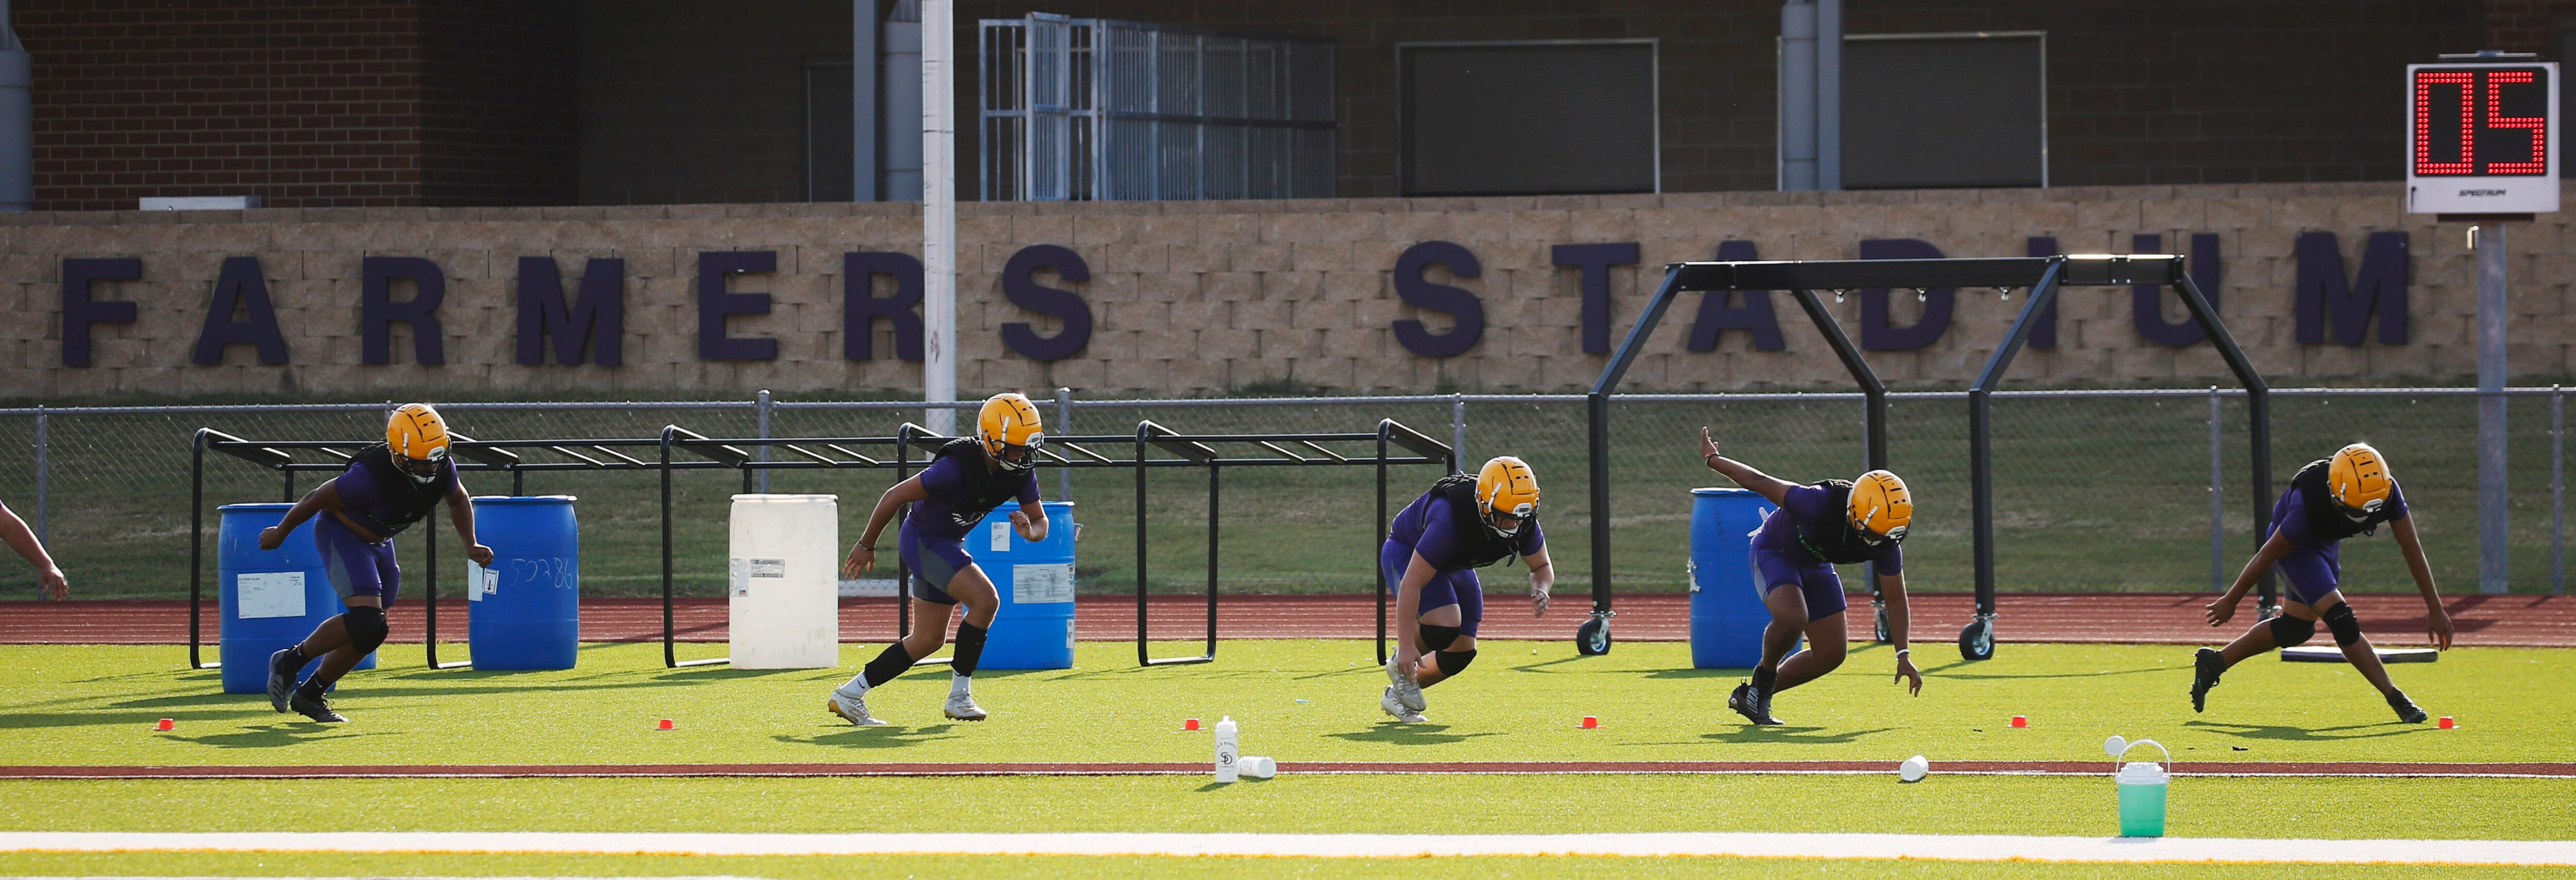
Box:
[2,593,2570,647]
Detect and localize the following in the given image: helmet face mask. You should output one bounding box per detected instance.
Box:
[1483,499,1536,539]
[992,431,1043,473]
[395,445,448,483]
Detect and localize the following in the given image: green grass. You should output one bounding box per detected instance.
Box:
[2,639,2570,878]
[3,774,2572,838]
[7,641,2569,767]
[1,391,2567,600]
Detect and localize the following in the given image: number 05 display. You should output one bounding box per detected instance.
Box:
[2406,62,2558,214]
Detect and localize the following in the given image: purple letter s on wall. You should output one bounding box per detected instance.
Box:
[1393,241,1484,359]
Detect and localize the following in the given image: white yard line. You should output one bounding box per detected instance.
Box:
[2,831,2572,865]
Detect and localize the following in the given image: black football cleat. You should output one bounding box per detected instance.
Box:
[1728,682,1782,726]
[289,689,347,723]
[2190,648,2225,713]
[265,649,299,714]
[2386,689,2427,724]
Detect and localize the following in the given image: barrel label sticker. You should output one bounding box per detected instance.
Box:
[465,561,498,600]
[991,520,1012,552]
[728,558,748,597]
[750,559,786,578]
[236,572,306,619]
[1015,563,1075,603]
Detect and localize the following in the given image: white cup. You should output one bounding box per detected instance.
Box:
[1242,755,1277,779]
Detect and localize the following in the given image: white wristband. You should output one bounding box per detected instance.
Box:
[1894,649,1911,657]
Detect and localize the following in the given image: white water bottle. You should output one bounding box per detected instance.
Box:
[1213,716,1240,782]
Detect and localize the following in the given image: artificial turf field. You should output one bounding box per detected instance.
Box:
[1,639,2569,877]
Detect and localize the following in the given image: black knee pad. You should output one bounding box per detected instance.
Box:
[344,606,388,654]
[1417,623,1462,652]
[2267,614,2315,647]
[1434,648,1477,675]
[2322,603,2363,647]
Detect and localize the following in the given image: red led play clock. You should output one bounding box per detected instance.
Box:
[2406,59,2558,214]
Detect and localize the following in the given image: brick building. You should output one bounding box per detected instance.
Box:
[15,1,2575,210]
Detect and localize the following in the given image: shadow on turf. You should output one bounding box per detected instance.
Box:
[1324,723,1500,746]
[1509,655,1602,673]
[159,724,391,749]
[2183,719,2432,742]
[1917,661,2179,681]
[774,725,964,749]
[1636,725,1899,746]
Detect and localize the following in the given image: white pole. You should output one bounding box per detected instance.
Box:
[922,0,958,435]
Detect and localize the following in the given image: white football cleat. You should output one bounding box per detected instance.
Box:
[827,683,889,726]
[943,688,990,721]
[1380,686,1427,723]
[1385,656,1427,712]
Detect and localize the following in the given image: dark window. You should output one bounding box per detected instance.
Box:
[807,59,855,201]
[1842,33,2045,189]
[1400,42,1658,197]
[2557,19,2576,177]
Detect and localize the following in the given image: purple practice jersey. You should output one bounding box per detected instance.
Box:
[330,447,459,540]
[2269,484,2410,549]
[1750,484,1903,572]
[1387,491,1545,571]
[906,447,1040,541]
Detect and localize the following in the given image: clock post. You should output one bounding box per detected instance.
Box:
[2408,51,2559,595]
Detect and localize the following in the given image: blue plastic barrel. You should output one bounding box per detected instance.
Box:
[465,496,581,670]
[216,503,374,694]
[973,501,1077,670]
[1689,487,1778,669]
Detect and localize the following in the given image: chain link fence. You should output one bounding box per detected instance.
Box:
[0,387,2565,600]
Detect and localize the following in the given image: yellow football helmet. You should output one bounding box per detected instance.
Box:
[385,403,451,483]
[1848,469,1912,544]
[1475,456,1540,539]
[2328,443,2394,514]
[977,393,1045,473]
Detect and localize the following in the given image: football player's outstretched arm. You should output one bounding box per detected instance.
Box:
[444,481,494,567]
[1880,568,1920,695]
[1010,502,1048,543]
[0,501,66,599]
[842,476,933,578]
[1698,427,1795,505]
[1524,544,1553,617]
[2389,516,2452,649]
[2207,531,2295,627]
[259,480,347,550]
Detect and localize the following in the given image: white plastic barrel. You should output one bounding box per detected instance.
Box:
[727,494,840,669]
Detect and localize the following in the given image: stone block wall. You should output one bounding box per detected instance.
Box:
[3,181,2570,400]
